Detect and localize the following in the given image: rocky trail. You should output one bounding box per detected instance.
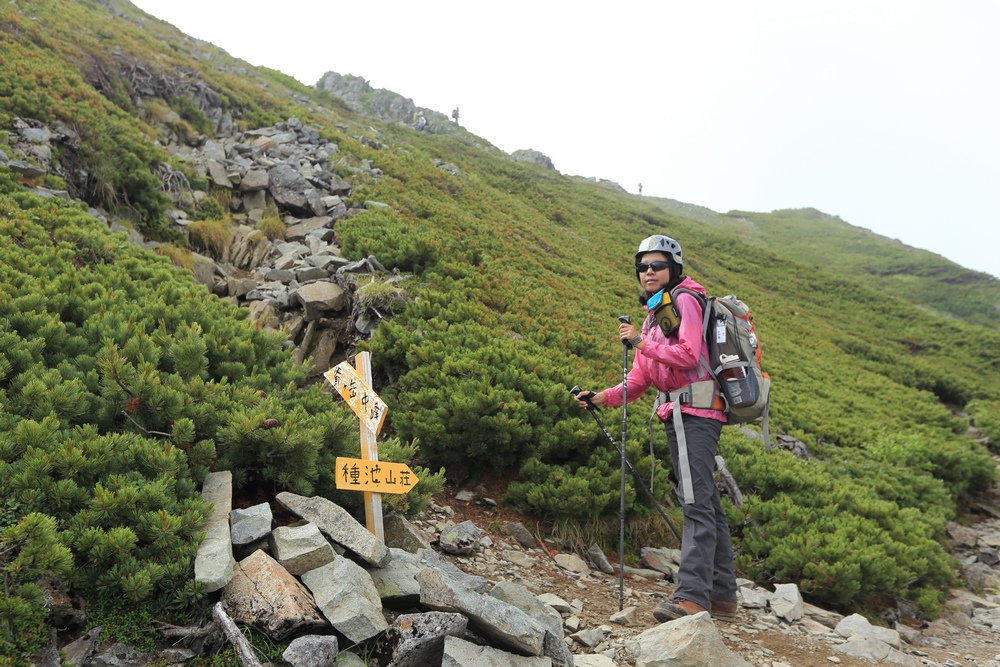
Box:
[420,469,1000,667]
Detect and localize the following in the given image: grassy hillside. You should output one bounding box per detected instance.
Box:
[1,0,999,658]
[649,199,1000,329]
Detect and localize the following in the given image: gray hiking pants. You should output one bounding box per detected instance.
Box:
[665,414,738,610]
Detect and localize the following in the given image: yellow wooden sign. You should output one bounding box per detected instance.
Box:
[335,457,419,494]
[324,361,388,435]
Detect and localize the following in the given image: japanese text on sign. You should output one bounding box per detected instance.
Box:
[335,457,419,494]
[324,362,388,435]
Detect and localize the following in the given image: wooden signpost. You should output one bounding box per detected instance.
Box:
[324,352,417,542]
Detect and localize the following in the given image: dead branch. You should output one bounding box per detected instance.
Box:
[212,602,262,667]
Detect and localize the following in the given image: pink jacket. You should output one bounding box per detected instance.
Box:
[602,277,726,423]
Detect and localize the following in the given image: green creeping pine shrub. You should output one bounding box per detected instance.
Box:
[0,173,436,621]
[968,399,1000,452]
[0,513,73,666]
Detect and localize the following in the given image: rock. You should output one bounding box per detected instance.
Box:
[979,547,1000,566]
[554,553,590,576]
[384,513,432,553]
[834,613,901,648]
[247,299,281,331]
[271,523,337,575]
[894,621,922,645]
[502,522,537,548]
[87,642,153,667]
[489,581,563,639]
[439,520,481,555]
[573,656,616,667]
[570,627,608,648]
[947,521,978,548]
[334,652,366,666]
[586,544,615,575]
[506,550,535,568]
[295,281,348,320]
[536,593,571,614]
[415,548,488,593]
[611,606,638,625]
[454,490,475,502]
[5,159,46,178]
[739,586,771,609]
[285,216,335,242]
[221,550,326,640]
[61,626,101,666]
[633,612,751,667]
[641,547,679,578]
[380,611,467,667]
[417,567,547,656]
[622,566,664,579]
[833,636,892,662]
[268,163,311,213]
[282,635,340,667]
[206,160,232,188]
[194,471,235,592]
[301,556,389,644]
[368,547,422,605]
[240,168,269,191]
[230,502,273,546]
[769,583,804,622]
[441,636,552,667]
[510,149,556,170]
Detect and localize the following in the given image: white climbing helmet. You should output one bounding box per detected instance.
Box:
[635,234,683,266]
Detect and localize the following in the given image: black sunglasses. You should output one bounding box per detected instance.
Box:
[636,260,670,273]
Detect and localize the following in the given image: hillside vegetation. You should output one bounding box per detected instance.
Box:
[1,0,999,661]
[649,199,1000,328]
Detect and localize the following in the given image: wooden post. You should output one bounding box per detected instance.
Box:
[356,351,384,542]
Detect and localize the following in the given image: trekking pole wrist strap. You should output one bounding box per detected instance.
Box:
[627,334,642,347]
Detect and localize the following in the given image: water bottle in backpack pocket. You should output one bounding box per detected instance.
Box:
[718,354,759,409]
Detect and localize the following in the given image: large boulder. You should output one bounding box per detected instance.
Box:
[301,556,388,644]
[295,282,348,321]
[417,568,546,656]
[633,612,751,667]
[221,550,326,640]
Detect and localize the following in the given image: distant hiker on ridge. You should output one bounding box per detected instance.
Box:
[414,110,427,131]
[575,234,739,624]
[451,107,460,123]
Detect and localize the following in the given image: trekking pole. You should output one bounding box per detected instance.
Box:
[616,315,630,611]
[570,386,682,543]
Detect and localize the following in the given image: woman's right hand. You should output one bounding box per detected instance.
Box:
[575,390,606,409]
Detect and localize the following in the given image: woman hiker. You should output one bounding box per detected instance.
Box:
[575,234,739,623]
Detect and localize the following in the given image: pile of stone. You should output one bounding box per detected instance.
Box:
[186,471,580,667]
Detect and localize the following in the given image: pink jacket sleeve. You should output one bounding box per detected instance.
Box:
[601,348,653,408]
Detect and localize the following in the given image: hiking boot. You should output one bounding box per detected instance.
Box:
[652,598,707,622]
[710,597,738,622]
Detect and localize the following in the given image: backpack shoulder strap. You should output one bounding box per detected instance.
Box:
[671,287,716,381]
